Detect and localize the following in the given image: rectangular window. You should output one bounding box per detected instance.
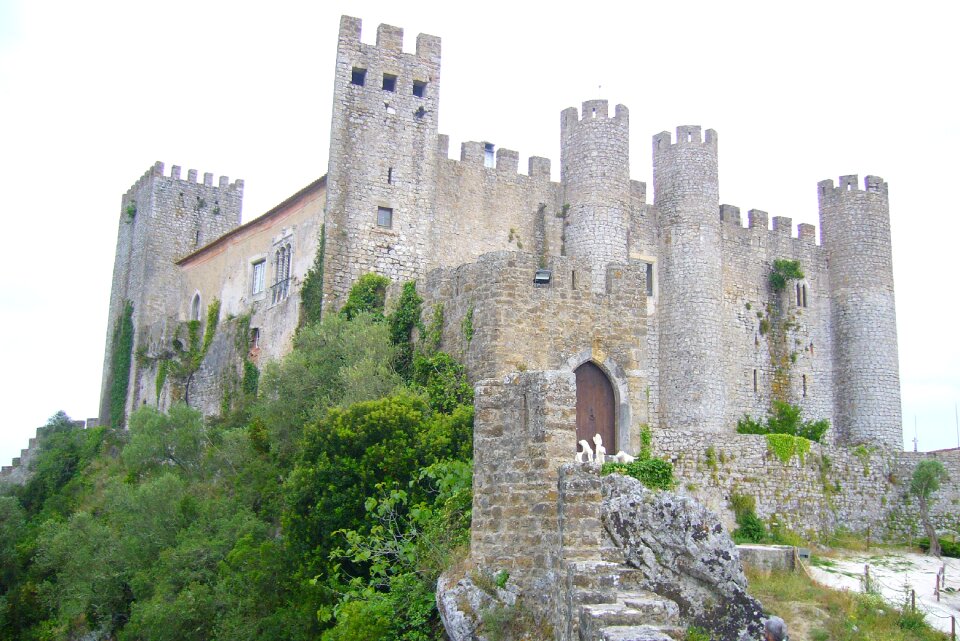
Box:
[252,260,265,294]
[412,80,426,97]
[382,73,397,92]
[377,206,393,228]
[251,327,260,348]
[351,68,366,86]
[645,263,654,297]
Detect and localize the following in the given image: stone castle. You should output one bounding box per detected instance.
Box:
[6,13,952,638]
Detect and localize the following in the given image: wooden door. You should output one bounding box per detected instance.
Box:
[575,362,616,453]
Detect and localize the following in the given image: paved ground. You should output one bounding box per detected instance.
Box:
[807,550,959,635]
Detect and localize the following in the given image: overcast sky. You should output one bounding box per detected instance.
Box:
[1,0,958,464]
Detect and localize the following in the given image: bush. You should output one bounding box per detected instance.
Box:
[736,400,828,443]
[601,458,674,490]
[917,537,960,558]
[340,273,390,320]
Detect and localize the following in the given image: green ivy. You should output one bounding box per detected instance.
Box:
[461,305,475,344]
[155,359,168,402]
[730,492,766,543]
[340,273,390,320]
[300,224,326,327]
[766,433,811,464]
[109,300,135,427]
[422,303,444,353]
[242,359,260,397]
[601,459,674,491]
[638,424,652,460]
[388,282,423,381]
[768,258,804,291]
[736,400,829,442]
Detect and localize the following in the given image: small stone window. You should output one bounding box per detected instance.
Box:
[484,143,495,168]
[796,283,802,306]
[645,263,654,297]
[251,327,260,349]
[753,369,758,393]
[252,259,266,294]
[802,374,807,397]
[377,206,393,228]
[802,284,808,308]
[412,80,426,98]
[351,67,366,86]
[382,73,397,92]
[387,167,393,184]
[191,293,201,321]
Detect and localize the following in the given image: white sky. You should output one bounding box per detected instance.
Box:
[1,0,958,464]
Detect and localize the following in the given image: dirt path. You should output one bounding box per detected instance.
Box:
[807,551,959,634]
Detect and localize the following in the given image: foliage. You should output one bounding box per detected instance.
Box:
[909,460,947,500]
[730,492,766,544]
[412,351,474,413]
[736,400,829,442]
[422,304,444,353]
[155,359,168,402]
[768,258,804,291]
[686,626,711,641]
[747,567,946,641]
[388,281,423,380]
[340,273,390,320]
[110,301,135,427]
[300,224,326,327]
[917,537,960,558]
[765,433,811,464]
[638,424,652,460]
[601,458,674,490]
[242,360,260,398]
[461,305,475,343]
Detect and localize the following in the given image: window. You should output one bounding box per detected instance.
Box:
[412,80,426,97]
[387,167,393,184]
[796,283,802,306]
[753,369,758,393]
[252,260,265,294]
[802,284,808,308]
[377,206,393,228]
[645,263,654,297]
[191,293,201,321]
[251,327,260,349]
[272,243,292,304]
[802,374,807,397]
[382,73,397,92]
[484,143,495,168]
[351,67,366,86]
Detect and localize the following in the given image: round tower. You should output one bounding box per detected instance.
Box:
[560,100,630,292]
[653,126,725,432]
[818,175,902,449]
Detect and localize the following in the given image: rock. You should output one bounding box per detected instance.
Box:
[436,569,518,641]
[601,473,765,641]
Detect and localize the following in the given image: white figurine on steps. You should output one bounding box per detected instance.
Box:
[592,433,607,463]
[576,439,593,463]
[612,450,635,464]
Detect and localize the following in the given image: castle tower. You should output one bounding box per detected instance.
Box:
[323,16,441,310]
[560,100,630,292]
[818,175,902,449]
[99,161,243,426]
[653,126,725,432]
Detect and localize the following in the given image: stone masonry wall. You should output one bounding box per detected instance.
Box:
[420,251,650,454]
[718,207,835,439]
[653,429,960,541]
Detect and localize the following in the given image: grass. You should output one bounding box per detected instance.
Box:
[746,569,949,641]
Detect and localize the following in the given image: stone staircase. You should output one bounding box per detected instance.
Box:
[563,560,684,641]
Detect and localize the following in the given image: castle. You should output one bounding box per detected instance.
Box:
[0,14,951,638]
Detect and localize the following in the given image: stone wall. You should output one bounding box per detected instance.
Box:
[420,251,650,454]
[653,428,960,540]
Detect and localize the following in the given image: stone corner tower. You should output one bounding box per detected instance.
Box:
[653,125,725,432]
[818,174,902,450]
[560,99,630,292]
[322,15,441,312]
[99,161,243,426]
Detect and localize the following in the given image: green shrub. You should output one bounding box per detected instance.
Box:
[340,273,390,320]
[736,400,828,443]
[601,459,674,490]
[917,537,960,558]
[769,259,804,291]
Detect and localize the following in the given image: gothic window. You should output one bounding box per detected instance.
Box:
[272,244,292,304]
[252,260,265,295]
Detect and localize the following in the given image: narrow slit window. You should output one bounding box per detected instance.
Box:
[753,369,758,392]
[796,283,802,306]
[484,143,495,168]
[802,284,808,308]
[382,73,397,92]
[571,270,576,289]
[387,167,393,184]
[351,67,366,86]
[802,374,807,397]
[645,263,654,297]
[377,206,393,228]
[191,293,201,321]
[251,327,260,349]
[412,80,426,98]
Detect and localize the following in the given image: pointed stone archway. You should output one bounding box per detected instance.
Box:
[575,361,616,453]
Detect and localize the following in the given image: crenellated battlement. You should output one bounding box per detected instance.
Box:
[439,138,552,180]
[720,204,819,245]
[818,174,888,199]
[560,100,629,136]
[123,161,243,200]
[338,15,441,61]
[652,125,718,153]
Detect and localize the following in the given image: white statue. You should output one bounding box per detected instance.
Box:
[592,433,607,463]
[576,439,594,463]
[613,450,635,464]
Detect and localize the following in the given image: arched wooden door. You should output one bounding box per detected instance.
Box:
[575,362,616,453]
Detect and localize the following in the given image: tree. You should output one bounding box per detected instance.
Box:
[910,459,949,557]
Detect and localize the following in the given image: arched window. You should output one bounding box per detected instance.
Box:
[272,244,293,304]
[191,293,201,321]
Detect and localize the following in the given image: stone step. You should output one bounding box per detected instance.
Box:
[595,625,681,641]
[616,591,679,624]
[574,588,618,605]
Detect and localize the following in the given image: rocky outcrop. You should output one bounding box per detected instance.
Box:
[601,473,765,641]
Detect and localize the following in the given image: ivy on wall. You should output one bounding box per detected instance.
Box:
[109,301,135,427]
[299,224,325,327]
